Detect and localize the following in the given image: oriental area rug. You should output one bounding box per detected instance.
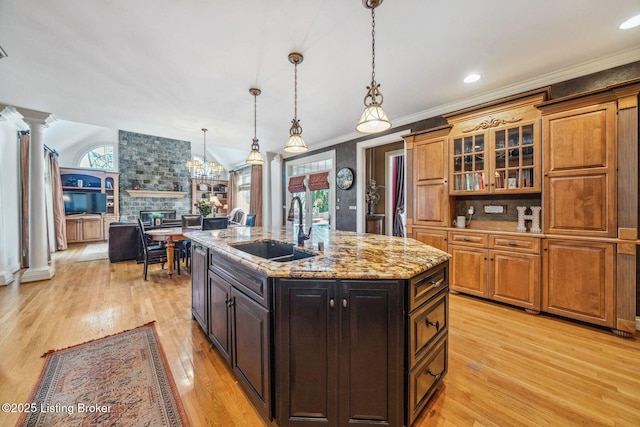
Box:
[18,322,190,426]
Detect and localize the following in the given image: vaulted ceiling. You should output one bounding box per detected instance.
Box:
[1,0,639,169]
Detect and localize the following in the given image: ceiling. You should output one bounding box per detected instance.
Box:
[1,0,639,170]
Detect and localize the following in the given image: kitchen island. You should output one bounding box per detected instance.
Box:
[185,226,450,427]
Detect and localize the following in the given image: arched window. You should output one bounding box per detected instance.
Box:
[79,145,114,170]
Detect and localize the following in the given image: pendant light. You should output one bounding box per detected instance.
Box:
[246,88,265,165]
[188,128,223,185]
[356,0,391,134]
[284,52,308,153]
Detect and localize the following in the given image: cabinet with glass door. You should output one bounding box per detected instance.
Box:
[447,91,545,195]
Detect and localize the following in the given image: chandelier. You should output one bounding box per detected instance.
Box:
[284,52,308,153]
[356,0,391,134]
[187,128,223,185]
[246,88,265,164]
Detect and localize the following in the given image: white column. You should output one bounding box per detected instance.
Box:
[21,109,56,283]
[270,153,283,228]
[261,153,273,228]
[0,158,13,285]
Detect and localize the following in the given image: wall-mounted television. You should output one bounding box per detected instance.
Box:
[63,192,107,214]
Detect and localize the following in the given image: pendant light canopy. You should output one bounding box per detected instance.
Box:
[356,0,391,134]
[284,52,308,153]
[246,87,265,165]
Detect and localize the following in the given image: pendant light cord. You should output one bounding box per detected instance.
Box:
[371,7,376,84]
[253,92,257,140]
[294,61,298,120]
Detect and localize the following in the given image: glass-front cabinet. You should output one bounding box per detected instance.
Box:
[449,118,541,195]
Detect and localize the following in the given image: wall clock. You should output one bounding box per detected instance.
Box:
[336,167,354,190]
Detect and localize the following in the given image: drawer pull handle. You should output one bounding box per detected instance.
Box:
[329,298,335,308]
[429,278,445,287]
[463,237,471,241]
[425,318,440,331]
[508,241,517,246]
[427,370,442,382]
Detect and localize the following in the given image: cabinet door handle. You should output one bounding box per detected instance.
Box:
[425,318,440,331]
[342,299,348,308]
[329,298,335,308]
[427,370,442,382]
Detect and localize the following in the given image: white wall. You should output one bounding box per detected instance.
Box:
[0,119,22,283]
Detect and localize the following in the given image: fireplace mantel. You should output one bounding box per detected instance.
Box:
[125,190,187,198]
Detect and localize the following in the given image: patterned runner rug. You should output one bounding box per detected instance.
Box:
[18,322,190,426]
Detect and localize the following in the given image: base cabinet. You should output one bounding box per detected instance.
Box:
[275,279,404,427]
[65,215,103,243]
[542,239,615,327]
[191,243,207,333]
[449,231,541,312]
[207,254,272,421]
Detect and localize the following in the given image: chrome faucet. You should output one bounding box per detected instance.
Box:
[287,196,311,246]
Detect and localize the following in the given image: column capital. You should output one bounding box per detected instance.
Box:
[267,152,282,163]
[15,107,56,127]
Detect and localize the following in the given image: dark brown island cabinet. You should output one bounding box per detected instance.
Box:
[188,229,450,427]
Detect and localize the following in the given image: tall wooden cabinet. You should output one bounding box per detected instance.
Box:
[541,101,617,237]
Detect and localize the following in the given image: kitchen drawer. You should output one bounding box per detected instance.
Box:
[407,334,448,426]
[490,235,540,253]
[209,251,270,308]
[448,231,488,247]
[409,262,448,312]
[409,290,448,367]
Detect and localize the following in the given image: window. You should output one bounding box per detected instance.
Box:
[286,154,334,231]
[79,146,114,170]
[235,167,252,214]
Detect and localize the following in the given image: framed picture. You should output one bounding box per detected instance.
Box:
[153,217,163,227]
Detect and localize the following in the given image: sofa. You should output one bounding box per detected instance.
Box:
[107,219,187,263]
[108,222,142,262]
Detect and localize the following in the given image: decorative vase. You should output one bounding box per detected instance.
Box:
[367,200,374,216]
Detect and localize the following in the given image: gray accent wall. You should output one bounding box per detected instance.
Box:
[118,130,192,222]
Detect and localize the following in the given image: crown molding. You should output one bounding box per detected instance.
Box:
[305,47,640,153]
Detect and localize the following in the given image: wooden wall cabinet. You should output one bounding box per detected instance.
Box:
[444,91,546,196]
[541,101,617,237]
[542,239,615,327]
[405,127,453,228]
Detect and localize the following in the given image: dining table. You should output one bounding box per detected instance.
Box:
[145,227,194,278]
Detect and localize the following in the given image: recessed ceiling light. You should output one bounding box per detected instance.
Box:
[463,73,481,84]
[619,14,640,29]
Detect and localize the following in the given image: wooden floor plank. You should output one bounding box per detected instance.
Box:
[0,243,639,426]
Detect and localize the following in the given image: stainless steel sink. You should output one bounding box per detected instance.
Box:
[229,240,317,262]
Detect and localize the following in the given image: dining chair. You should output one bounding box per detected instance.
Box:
[137,218,168,281]
[245,214,256,227]
[202,217,228,230]
[179,214,201,269]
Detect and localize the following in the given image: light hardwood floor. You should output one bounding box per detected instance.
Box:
[1,243,639,426]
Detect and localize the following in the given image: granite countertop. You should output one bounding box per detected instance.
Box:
[184,226,450,280]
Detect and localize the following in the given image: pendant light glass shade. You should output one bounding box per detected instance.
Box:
[356,0,391,134]
[246,88,265,165]
[284,52,308,153]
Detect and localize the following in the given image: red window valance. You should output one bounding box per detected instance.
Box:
[308,172,330,191]
[288,176,306,193]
